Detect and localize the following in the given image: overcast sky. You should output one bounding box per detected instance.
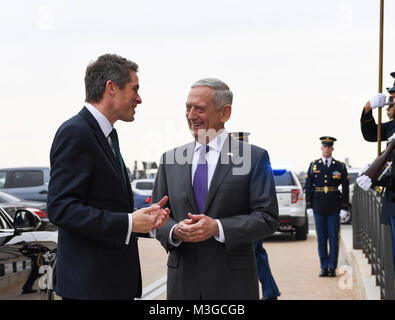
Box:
[1,0,394,172]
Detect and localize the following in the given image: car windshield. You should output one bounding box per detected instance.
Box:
[0,191,23,203]
[273,169,295,186]
[135,182,154,190]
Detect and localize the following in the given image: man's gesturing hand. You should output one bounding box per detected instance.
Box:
[132,196,170,233]
[152,196,170,229]
[174,213,219,242]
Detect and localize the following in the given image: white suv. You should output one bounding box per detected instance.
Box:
[273,168,308,240]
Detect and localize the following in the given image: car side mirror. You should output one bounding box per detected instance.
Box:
[13,209,41,233]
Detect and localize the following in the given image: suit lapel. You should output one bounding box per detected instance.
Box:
[124,161,133,208]
[203,135,235,214]
[78,107,126,186]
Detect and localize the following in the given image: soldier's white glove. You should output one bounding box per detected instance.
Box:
[340,210,348,218]
[306,208,314,216]
[370,93,387,109]
[388,132,395,143]
[356,175,372,191]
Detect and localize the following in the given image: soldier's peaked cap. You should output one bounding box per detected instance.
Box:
[386,72,395,94]
[320,136,336,146]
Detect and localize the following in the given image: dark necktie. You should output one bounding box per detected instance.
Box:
[325,159,329,167]
[193,145,209,213]
[109,128,127,184]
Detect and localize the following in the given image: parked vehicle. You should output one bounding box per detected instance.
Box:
[0,191,47,217]
[0,191,55,231]
[0,207,57,299]
[132,179,154,210]
[0,167,50,202]
[273,168,308,240]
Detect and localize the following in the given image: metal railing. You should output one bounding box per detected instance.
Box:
[352,185,395,300]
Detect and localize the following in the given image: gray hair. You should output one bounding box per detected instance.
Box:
[85,54,139,103]
[191,78,233,110]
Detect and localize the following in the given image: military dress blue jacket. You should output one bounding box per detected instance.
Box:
[360,108,395,222]
[305,158,349,215]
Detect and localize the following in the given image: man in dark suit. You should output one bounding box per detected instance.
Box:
[47,54,169,300]
[152,78,279,300]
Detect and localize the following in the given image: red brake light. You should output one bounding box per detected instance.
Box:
[25,207,48,218]
[291,189,300,204]
[145,196,151,204]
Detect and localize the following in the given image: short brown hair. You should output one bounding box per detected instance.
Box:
[85,54,139,103]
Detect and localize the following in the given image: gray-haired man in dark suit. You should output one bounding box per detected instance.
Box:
[152,78,279,300]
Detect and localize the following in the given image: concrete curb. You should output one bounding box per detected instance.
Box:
[340,228,381,300]
[138,276,167,300]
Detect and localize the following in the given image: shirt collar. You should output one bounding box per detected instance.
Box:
[85,102,113,138]
[194,129,228,153]
[322,157,333,163]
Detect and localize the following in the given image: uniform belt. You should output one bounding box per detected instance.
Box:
[314,186,338,193]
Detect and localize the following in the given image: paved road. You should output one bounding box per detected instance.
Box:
[261,226,361,300]
[138,224,361,300]
[1,223,360,300]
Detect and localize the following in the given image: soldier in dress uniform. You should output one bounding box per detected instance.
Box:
[357,72,395,270]
[360,72,395,143]
[305,137,349,277]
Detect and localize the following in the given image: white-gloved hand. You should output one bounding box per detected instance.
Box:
[356,175,372,191]
[306,208,314,216]
[388,132,395,143]
[340,210,348,218]
[370,93,387,109]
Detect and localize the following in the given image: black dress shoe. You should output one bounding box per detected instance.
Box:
[319,269,328,277]
[328,269,336,277]
[22,289,38,295]
[261,296,278,300]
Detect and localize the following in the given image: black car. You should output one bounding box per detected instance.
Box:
[0,207,57,300]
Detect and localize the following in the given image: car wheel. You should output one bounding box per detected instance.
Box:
[295,216,308,240]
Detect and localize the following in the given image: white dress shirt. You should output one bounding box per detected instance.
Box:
[168,129,228,246]
[85,103,134,245]
[322,157,333,167]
